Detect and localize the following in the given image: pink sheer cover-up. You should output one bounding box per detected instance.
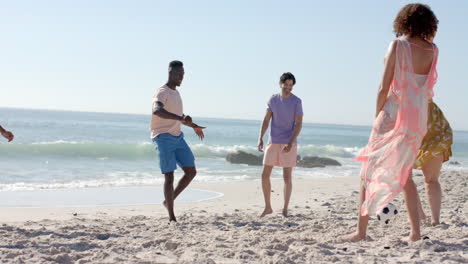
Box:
[355,39,438,216]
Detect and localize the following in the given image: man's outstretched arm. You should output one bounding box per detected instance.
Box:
[152,101,185,121]
[153,101,206,140]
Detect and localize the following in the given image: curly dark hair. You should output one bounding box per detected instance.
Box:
[393,3,438,40]
[279,72,296,85]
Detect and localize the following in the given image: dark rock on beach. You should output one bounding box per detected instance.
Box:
[225,151,341,168]
[226,151,263,166]
[297,156,341,168]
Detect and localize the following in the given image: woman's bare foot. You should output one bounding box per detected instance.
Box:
[282,208,288,217]
[431,221,440,226]
[418,206,434,227]
[260,208,273,217]
[403,233,421,242]
[340,232,367,242]
[419,207,427,221]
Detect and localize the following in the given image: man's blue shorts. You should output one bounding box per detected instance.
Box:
[152,132,195,174]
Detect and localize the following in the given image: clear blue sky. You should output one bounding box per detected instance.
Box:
[1,0,467,130]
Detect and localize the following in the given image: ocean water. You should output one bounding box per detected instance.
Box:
[1,107,467,195]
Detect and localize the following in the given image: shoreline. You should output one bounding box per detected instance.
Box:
[0,176,358,223]
[0,170,466,263]
[0,186,225,209]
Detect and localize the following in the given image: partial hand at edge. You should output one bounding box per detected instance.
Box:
[1,131,14,142]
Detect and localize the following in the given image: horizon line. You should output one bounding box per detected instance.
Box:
[1,106,467,132]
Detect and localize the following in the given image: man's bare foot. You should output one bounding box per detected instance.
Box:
[282,208,288,217]
[259,208,273,217]
[169,217,177,222]
[340,232,366,242]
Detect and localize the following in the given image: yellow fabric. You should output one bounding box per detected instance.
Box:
[414,101,453,170]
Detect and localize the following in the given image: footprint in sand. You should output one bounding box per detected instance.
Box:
[164,241,179,250]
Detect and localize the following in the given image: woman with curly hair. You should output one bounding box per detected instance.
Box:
[343,3,440,242]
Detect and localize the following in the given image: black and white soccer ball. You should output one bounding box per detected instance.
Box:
[376,203,398,224]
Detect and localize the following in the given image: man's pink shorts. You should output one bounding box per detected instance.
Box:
[262,144,297,168]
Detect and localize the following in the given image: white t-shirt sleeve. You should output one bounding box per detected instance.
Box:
[153,89,168,106]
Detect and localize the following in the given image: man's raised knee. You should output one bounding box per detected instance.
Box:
[184,167,197,178]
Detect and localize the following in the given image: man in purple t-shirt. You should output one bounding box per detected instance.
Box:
[257,72,303,217]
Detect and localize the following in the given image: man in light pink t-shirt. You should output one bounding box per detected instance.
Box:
[150,84,184,138]
[151,60,206,222]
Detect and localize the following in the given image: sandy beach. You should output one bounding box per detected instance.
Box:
[0,170,466,263]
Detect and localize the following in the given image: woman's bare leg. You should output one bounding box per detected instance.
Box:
[341,180,369,242]
[422,155,443,225]
[403,175,421,241]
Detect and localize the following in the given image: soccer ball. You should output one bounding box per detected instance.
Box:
[376,203,398,224]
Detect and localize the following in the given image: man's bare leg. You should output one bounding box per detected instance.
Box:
[163,167,197,208]
[422,155,443,226]
[282,167,292,217]
[260,165,274,217]
[164,172,176,222]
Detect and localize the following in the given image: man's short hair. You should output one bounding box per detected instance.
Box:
[280,72,296,85]
[168,60,183,71]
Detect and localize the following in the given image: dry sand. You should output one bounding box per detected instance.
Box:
[0,171,466,263]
